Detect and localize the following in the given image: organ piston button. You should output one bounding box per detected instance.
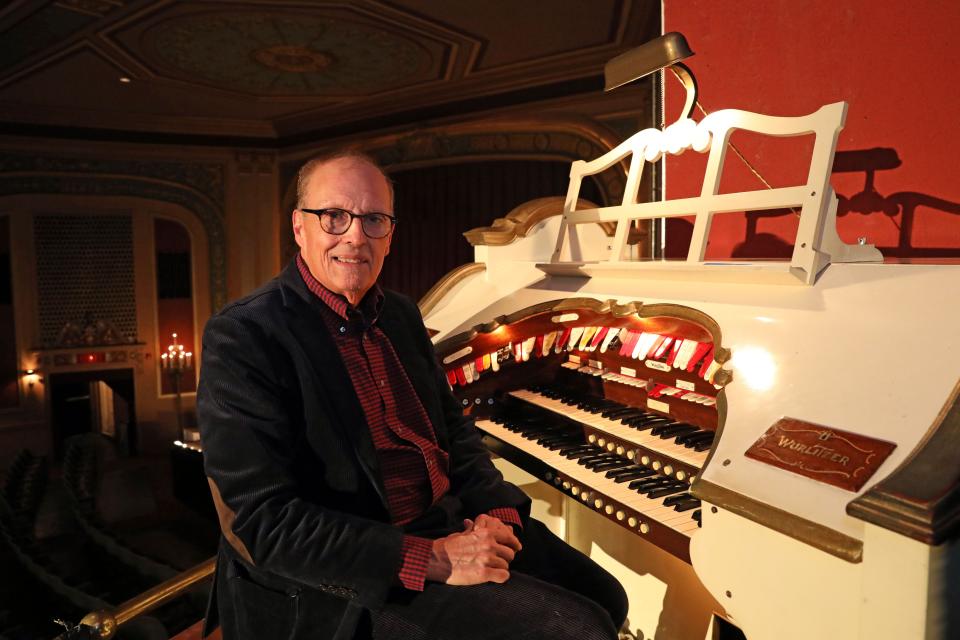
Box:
[639,523,650,534]
[626,451,636,460]
[597,438,607,447]
[628,516,638,528]
[663,465,674,475]
[616,446,625,455]
[594,498,603,509]
[562,481,571,490]
[676,470,687,481]
[606,442,616,452]
[641,455,651,465]
[616,510,625,521]
[588,434,597,443]
[544,472,553,481]
[651,460,662,471]
[571,486,581,496]
[605,505,614,515]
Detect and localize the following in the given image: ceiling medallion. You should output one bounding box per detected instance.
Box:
[149,12,431,96]
[253,45,335,73]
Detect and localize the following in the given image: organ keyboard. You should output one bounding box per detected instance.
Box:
[421,91,960,640]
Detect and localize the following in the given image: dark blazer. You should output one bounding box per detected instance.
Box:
[197,261,530,640]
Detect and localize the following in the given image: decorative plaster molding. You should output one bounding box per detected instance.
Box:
[0,152,227,309]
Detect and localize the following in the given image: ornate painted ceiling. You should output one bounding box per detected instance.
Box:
[0,0,658,145]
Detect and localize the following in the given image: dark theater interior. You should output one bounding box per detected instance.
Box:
[1,1,958,639]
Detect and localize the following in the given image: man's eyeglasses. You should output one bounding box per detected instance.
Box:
[300,208,397,239]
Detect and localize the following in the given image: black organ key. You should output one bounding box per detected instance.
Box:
[590,459,633,472]
[650,422,693,437]
[692,509,702,525]
[625,414,671,427]
[616,410,650,423]
[558,445,595,455]
[693,439,714,452]
[611,468,658,483]
[662,493,693,507]
[580,454,620,468]
[565,448,605,460]
[647,483,689,499]
[675,430,711,446]
[628,477,673,492]
[600,407,639,419]
[628,419,672,432]
[540,439,582,451]
[673,499,702,512]
[655,425,699,439]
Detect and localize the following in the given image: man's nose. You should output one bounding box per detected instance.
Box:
[342,215,367,244]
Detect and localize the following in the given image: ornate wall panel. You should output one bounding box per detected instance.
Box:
[0,152,227,309]
[34,214,136,347]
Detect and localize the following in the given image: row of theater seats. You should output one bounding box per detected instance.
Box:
[61,441,183,586]
[0,441,204,639]
[1,448,96,640]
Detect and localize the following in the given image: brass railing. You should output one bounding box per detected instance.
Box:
[54,556,215,639]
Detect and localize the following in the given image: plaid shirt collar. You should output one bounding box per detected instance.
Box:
[296,253,384,326]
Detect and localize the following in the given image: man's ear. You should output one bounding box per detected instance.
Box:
[292,209,304,248]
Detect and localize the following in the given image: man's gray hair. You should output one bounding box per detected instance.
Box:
[295,149,394,209]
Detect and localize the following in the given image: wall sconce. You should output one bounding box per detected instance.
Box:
[604,31,697,124]
[21,368,43,387]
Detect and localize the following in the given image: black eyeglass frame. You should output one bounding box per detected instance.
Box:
[299,207,397,239]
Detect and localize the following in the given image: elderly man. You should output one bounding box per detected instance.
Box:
[198,152,627,640]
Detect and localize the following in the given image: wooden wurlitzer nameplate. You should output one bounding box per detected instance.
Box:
[745,418,897,492]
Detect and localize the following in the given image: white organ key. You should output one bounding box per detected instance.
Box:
[469,361,478,382]
[578,326,598,351]
[567,327,585,351]
[475,419,700,537]
[463,363,474,384]
[599,327,619,353]
[521,336,536,361]
[542,330,559,356]
[674,340,698,370]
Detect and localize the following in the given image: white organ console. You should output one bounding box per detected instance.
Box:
[419,53,960,639]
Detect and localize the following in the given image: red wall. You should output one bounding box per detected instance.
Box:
[663,0,960,259]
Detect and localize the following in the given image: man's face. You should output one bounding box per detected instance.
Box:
[293,157,393,306]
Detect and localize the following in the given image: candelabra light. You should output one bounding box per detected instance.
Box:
[161,333,192,439]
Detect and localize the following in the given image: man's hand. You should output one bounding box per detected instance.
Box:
[426,517,523,585]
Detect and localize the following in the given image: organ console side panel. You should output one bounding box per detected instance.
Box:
[423,96,960,639]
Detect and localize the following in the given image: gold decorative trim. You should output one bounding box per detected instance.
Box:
[78,556,215,639]
[636,302,733,387]
[847,376,960,545]
[463,196,603,246]
[417,262,486,318]
[691,479,863,563]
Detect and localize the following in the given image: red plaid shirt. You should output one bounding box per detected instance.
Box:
[297,256,519,590]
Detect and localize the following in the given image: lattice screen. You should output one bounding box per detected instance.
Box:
[34,215,137,347]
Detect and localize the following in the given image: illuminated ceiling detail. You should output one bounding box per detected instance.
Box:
[147,12,434,95]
